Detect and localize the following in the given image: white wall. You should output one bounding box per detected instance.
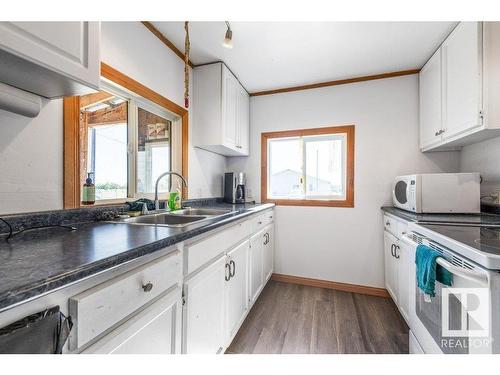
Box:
[0,22,225,214]
[227,75,460,288]
[460,136,500,196]
[0,100,63,214]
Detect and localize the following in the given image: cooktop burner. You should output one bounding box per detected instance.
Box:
[419,224,500,256]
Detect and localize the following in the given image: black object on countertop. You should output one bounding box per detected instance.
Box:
[125,198,156,212]
[0,306,72,354]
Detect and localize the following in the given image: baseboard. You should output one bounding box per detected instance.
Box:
[271,273,390,298]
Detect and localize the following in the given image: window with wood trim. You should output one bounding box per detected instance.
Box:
[261,125,355,207]
[64,63,189,209]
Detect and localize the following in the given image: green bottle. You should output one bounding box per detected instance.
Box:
[82,173,95,205]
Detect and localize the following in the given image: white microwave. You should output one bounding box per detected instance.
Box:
[392,173,480,213]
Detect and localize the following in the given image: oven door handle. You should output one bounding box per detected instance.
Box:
[402,234,489,287]
[436,257,489,286]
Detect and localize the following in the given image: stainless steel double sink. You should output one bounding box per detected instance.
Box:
[116,207,232,228]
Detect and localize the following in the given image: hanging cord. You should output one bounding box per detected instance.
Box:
[184,21,190,109]
[0,218,13,240]
[0,217,76,242]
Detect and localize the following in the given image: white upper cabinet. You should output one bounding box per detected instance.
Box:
[419,22,500,151]
[442,22,481,138]
[419,48,443,149]
[193,62,250,156]
[0,22,100,98]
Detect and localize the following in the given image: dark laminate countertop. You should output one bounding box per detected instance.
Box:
[0,202,274,311]
[381,206,500,225]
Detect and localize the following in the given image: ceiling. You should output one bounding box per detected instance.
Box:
[152,22,457,93]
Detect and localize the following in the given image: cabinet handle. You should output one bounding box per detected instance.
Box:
[142,282,153,292]
[229,260,236,277]
[225,263,231,281]
[390,244,395,257]
[385,221,390,226]
[258,221,262,225]
[435,131,440,136]
[395,245,400,259]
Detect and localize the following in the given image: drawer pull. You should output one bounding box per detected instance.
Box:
[385,221,390,226]
[142,282,154,292]
[258,221,262,225]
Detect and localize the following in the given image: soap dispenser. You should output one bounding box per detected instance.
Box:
[82,172,96,205]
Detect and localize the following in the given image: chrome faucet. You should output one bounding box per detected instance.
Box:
[154,171,188,210]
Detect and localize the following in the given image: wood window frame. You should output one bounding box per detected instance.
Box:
[64,62,189,209]
[261,125,355,208]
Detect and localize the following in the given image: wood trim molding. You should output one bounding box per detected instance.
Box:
[271,273,390,298]
[261,125,355,208]
[141,21,194,68]
[63,96,81,209]
[63,63,190,208]
[101,62,187,116]
[250,69,420,97]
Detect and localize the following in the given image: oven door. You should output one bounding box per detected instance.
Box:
[393,176,413,211]
[404,233,491,354]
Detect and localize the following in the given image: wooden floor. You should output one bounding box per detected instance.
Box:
[226,280,409,354]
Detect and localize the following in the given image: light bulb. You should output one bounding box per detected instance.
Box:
[222,28,233,49]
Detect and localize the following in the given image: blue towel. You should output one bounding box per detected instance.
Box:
[415,244,453,297]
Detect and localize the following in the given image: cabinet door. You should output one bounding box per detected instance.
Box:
[396,241,410,323]
[442,22,482,138]
[383,231,398,304]
[226,240,249,341]
[249,231,264,305]
[222,66,239,150]
[82,290,181,354]
[419,48,443,149]
[184,256,227,354]
[0,22,100,97]
[236,85,250,155]
[263,224,274,282]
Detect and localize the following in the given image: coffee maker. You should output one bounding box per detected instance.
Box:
[224,172,246,204]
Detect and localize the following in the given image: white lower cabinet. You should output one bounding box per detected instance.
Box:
[397,237,411,323]
[183,256,227,354]
[182,209,274,353]
[263,224,274,282]
[383,214,411,325]
[384,230,399,304]
[83,289,181,354]
[249,230,265,305]
[225,240,249,342]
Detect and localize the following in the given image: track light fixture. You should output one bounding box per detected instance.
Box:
[222,21,233,49]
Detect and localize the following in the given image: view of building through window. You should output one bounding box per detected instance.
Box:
[268,133,346,200]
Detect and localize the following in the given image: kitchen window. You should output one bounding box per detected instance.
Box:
[261,125,354,207]
[64,64,188,208]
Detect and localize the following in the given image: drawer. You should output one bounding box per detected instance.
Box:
[187,221,250,274]
[251,210,274,233]
[397,220,409,239]
[383,215,397,236]
[69,250,181,350]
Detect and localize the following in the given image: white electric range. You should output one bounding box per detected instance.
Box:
[402,220,500,354]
